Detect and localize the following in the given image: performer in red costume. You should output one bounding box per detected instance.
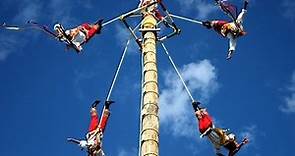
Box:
[68,100,114,156]
[54,19,103,52]
[202,0,249,60]
[192,101,248,156]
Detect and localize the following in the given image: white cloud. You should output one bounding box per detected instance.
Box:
[0,0,42,61]
[175,0,217,19]
[195,1,217,19]
[284,94,295,112]
[0,35,19,61]
[115,23,140,54]
[13,1,42,23]
[77,0,95,9]
[73,69,97,101]
[182,60,219,100]
[282,0,295,22]
[118,148,137,156]
[239,125,257,144]
[160,59,219,137]
[10,0,82,24]
[47,0,78,25]
[280,72,295,113]
[115,24,131,47]
[0,0,81,61]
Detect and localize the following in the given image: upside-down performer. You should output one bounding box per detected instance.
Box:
[202,0,249,60]
[67,100,114,156]
[192,101,248,156]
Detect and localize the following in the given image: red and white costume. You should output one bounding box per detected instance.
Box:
[80,23,101,41]
[211,9,247,52]
[64,23,101,51]
[79,109,110,156]
[138,0,164,21]
[197,110,214,134]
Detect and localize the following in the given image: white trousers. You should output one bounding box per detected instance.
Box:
[72,31,86,48]
[226,9,247,51]
[236,9,247,26]
[227,33,237,51]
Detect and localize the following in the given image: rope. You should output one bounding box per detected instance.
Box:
[105,20,141,101]
[170,14,203,25]
[97,39,130,128]
[1,24,21,30]
[138,45,144,156]
[102,16,120,27]
[102,1,157,27]
[156,1,180,41]
[158,1,176,25]
[104,19,143,156]
[160,42,195,102]
[129,14,142,18]
[98,21,142,127]
[123,1,157,18]
[156,16,166,26]
[105,39,131,101]
[122,20,139,44]
[95,39,131,139]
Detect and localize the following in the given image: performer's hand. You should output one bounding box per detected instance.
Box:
[79,140,88,148]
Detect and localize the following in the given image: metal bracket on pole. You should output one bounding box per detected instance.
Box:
[158,0,176,26]
[120,16,142,49]
[118,2,159,50]
[121,1,158,20]
[158,25,181,42]
[155,0,181,41]
[139,28,161,32]
[102,1,158,27]
[117,0,182,49]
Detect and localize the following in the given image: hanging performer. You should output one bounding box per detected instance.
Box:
[68,100,114,156]
[192,101,249,156]
[53,19,103,53]
[202,0,249,60]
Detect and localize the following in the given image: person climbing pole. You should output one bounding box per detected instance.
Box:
[54,19,103,52]
[192,101,249,156]
[202,0,249,60]
[138,0,163,20]
[68,100,114,156]
[138,0,172,27]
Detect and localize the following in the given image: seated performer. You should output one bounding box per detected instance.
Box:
[54,19,103,52]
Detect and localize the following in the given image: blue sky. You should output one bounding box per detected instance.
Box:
[0,0,295,156]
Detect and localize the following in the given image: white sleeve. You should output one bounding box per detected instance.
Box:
[79,140,88,149]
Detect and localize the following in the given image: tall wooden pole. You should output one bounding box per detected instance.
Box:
[140,2,160,156]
